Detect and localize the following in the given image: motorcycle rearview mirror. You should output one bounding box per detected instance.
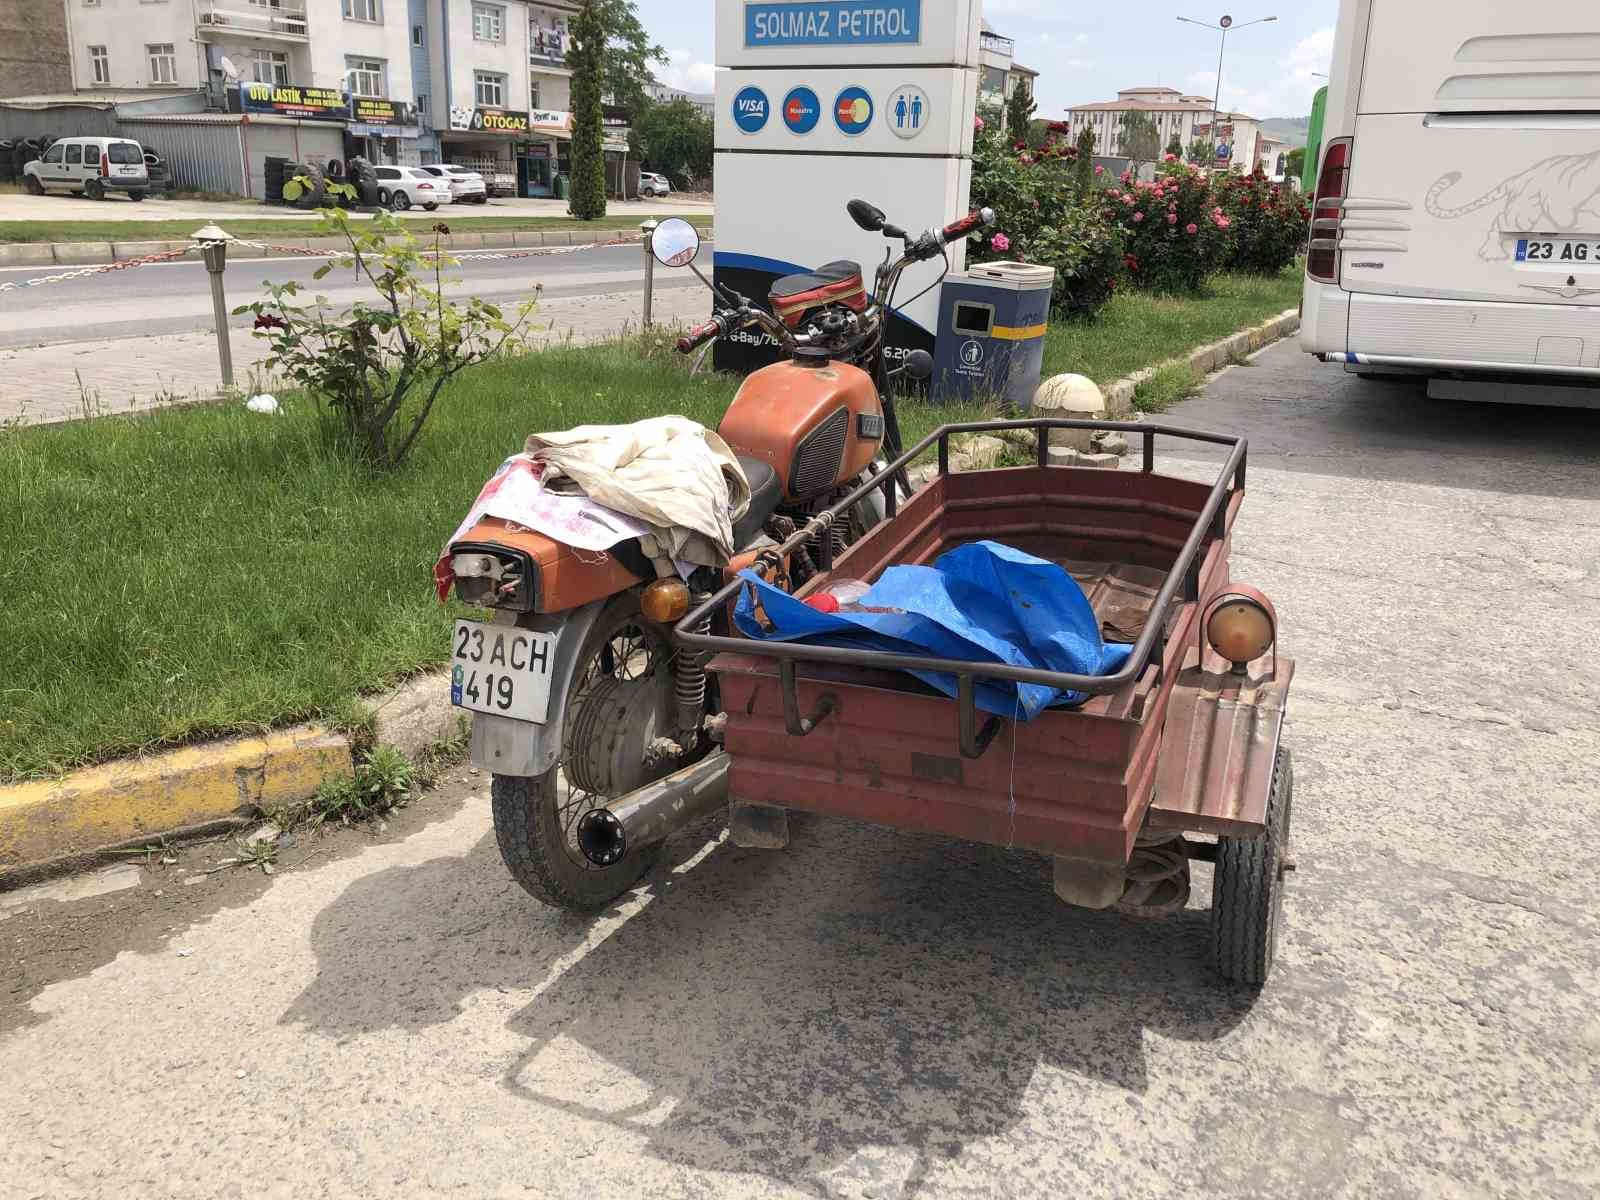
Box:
[847,199,887,233]
[649,217,701,268]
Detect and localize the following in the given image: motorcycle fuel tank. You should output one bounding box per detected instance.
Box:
[718,359,884,502]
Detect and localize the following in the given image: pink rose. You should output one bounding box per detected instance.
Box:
[1185,223,1199,235]
[1094,164,1105,176]
[1133,212,1145,223]
[991,232,1011,252]
[1167,213,1177,225]
[1216,216,1231,229]
[974,116,985,131]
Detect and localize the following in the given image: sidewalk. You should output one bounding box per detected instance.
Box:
[0,192,713,224]
[0,287,707,426]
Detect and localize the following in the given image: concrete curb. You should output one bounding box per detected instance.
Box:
[0,669,462,886]
[1103,307,1302,417]
[1,223,713,270]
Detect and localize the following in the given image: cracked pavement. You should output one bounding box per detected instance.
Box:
[2,338,1598,1198]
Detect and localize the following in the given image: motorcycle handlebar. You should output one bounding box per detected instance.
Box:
[675,318,724,354]
[940,207,998,244]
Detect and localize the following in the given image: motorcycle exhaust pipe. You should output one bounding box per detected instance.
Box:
[576,752,730,867]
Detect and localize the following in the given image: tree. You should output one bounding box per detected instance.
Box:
[634,98,713,188]
[1165,134,1184,158]
[1187,138,1216,166]
[1070,125,1097,195]
[567,0,607,219]
[1117,111,1161,166]
[589,0,667,113]
[1285,146,1306,179]
[1005,83,1036,146]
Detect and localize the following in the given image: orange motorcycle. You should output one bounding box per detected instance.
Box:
[442,201,996,911]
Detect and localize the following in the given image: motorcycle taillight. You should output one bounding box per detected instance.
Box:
[451,545,539,612]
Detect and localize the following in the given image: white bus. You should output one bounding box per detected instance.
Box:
[1301,0,1600,405]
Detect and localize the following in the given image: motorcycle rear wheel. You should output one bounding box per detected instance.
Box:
[491,593,676,912]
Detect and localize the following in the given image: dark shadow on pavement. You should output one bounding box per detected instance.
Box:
[493,812,1255,1196]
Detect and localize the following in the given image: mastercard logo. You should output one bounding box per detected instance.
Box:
[833,86,873,135]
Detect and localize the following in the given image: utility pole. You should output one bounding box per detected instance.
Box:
[1177,13,1277,171]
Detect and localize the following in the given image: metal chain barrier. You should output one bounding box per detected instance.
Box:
[0,245,196,293]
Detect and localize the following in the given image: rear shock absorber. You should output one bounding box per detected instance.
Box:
[674,595,712,744]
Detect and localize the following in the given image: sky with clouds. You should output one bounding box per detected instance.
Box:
[639,1,1338,121]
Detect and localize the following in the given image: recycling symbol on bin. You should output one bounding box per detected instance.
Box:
[960,340,984,368]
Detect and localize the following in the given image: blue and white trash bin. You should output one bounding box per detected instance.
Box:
[931,262,1055,407]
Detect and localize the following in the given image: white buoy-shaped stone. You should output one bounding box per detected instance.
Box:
[1032,374,1106,451]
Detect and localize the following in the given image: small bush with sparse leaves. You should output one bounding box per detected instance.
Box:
[234,184,538,468]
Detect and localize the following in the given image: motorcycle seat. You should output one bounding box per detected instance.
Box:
[733,456,783,548]
[769,260,867,327]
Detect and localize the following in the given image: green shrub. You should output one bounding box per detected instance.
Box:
[566,0,607,219]
[1213,167,1311,276]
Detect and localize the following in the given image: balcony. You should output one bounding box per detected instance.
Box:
[979,31,1015,57]
[529,29,568,66]
[197,0,309,42]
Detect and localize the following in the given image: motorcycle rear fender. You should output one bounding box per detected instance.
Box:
[468,599,607,777]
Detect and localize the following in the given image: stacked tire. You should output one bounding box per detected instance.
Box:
[346,156,380,209]
[284,160,325,209]
[264,156,288,204]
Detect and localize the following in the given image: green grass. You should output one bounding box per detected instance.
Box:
[1131,363,1206,414]
[0,271,1299,781]
[0,212,708,245]
[1040,268,1301,386]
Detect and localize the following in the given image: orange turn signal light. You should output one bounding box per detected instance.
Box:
[640,578,691,624]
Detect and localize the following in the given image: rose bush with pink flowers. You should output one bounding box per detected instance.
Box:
[1212,167,1311,276]
[968,121,1125,319]
[1105,160,1230,293]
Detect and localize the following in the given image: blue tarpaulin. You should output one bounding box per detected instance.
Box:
[733,540,1134,719]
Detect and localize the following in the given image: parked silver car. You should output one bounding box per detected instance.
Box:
[23,137,150,201]
[373,165,455,211]
[638,171,672,198]
[418,164,489,205]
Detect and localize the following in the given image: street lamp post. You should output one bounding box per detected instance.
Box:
[1177,13,1277,170]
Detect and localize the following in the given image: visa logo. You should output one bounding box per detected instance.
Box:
[737,98,766,113]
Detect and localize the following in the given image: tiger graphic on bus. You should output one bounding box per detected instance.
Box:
[1426,150,1600,262]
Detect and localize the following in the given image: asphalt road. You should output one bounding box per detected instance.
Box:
[4,340,1599,1198]
[0,243,698,348]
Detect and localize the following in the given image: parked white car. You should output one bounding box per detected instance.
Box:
[23,137,150,201]
[418,164,489,205]
[372,165,455,212]
[638,171,672,198]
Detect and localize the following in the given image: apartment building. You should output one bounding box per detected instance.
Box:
[422,0,575,193]
[1066,86,1266,171]
[37,0,582,193]
[978,21,1037,109]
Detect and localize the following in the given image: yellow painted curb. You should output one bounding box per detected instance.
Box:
[0,725,352,870]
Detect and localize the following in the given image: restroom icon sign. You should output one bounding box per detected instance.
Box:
[888,85,929,140]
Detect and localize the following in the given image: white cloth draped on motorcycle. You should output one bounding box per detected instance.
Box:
[524,417,751,568]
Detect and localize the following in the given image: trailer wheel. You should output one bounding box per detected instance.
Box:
[1211,747,1293,986]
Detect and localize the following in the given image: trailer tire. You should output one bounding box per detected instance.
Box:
[1211,747,1292,986]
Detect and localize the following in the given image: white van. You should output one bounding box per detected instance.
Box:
[1302,0,1600,404]
[23,137,150,201]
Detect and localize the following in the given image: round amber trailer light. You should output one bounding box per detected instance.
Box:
[640,578,691,624]
[1203,587,1277,671]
